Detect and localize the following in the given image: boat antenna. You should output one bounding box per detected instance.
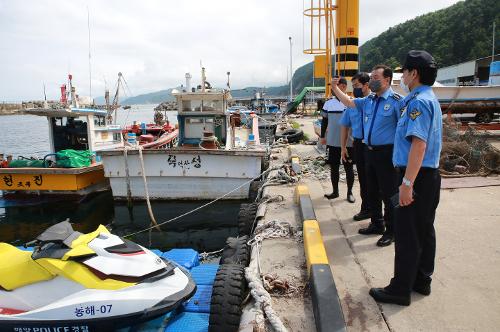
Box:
[87,6,92,102]
[43,83,48,108]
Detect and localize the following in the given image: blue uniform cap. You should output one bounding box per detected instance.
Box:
[403,50,437,70]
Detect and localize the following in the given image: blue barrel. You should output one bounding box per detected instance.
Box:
[490,61,500,85]
[127,132,137,145]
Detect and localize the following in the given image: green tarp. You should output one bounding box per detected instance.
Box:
[8,159,46,168]
[56,149,92,168]
[7,150,92,168]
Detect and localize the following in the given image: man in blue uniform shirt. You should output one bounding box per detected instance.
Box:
[320,77,355,202]
[369,50,442,306]
[332,65,401,247]
[339,72,377,221]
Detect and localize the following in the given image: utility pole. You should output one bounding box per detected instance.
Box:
[493,21,496,64]
[289,36,293,101]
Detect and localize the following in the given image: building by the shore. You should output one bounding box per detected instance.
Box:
[436,54,500,86]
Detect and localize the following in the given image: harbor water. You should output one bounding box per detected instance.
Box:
[0,105,240,252]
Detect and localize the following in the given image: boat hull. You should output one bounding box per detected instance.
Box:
[0,165,108,196]
[99,149,266,200]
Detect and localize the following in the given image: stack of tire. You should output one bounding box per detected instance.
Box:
[209,203,258,332]
[275,128,304,143]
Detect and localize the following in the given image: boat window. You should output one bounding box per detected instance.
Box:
[94,115,106,127]
[182,100,192,112]
[184,117,215,139]
[182,99,222,112]
[186,118,203,124]
[51,116,89,152]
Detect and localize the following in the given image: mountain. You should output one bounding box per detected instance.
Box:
[359,0,499,71]
[105,0,498,105]
[230,85,289,98]
[122,89,175,105]
[92,89,173,105]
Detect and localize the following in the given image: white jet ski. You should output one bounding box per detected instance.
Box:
[0,221,196,332]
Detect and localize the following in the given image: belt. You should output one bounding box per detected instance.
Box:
[365,144,393,151]
[395,166,438,173]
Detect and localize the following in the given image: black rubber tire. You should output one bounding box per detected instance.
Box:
[209,264,248,332]
[248,180,263,202]
[275,128,304,143]
[220,235,250,266]
[238,203,258,236]
[474,112,493,123]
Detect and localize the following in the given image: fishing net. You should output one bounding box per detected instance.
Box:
[440,120,500,177]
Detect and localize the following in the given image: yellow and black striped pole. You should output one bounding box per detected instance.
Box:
[335,0,359,83]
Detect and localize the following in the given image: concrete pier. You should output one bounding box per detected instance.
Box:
[253,117,500,331]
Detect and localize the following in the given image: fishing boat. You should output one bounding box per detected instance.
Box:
[0,76,122,198]
[392,73,500,123]
[99,69,267,201]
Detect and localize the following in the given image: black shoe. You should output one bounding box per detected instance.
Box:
[324,192,339,200]
[358,224,385,235]
[376,233,394,247]
[369,288,410,306]
[413,284,431,296]
[353,210,371,221]
[347,193,356,203]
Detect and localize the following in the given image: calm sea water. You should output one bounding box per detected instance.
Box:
[0,105,240,252]
[0,104,178,158]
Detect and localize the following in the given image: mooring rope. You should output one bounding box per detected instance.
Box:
[123,164,285,238]
[245,219,301,332]
[137,147,161,232]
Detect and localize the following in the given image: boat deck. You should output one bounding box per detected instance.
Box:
[0,164,104,175]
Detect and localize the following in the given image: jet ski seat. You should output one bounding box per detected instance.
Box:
[0,243,54,290]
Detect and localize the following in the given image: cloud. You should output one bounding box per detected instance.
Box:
[0,0,461,101]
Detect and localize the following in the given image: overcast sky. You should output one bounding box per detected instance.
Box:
[0,0,461,101]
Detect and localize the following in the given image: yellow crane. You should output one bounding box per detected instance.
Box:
[303,0,359,98]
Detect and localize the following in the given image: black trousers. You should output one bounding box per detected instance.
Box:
[353,139,369,212]
[389,168,441,295]
[364,145,398,233]
[327,145,354,194]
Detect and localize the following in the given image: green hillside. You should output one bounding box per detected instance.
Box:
[122,89,175,105]
[359,0,499,71]
[112,0,499,105]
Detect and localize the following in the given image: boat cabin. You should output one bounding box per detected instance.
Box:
[173,90,231,147]
[24,108,124,156]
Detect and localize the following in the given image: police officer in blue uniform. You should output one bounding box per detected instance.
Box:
[320,77,355,202]
[369,50,442,306]
[340,72,376,220]
[332,65,401,247]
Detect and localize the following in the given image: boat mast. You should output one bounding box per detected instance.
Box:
[105,73,122,124]
[87,6,92,103]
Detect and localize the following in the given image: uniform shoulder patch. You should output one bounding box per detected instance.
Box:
[367,93,376,99]
[409,109,421,120]
[391,93,403,100]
